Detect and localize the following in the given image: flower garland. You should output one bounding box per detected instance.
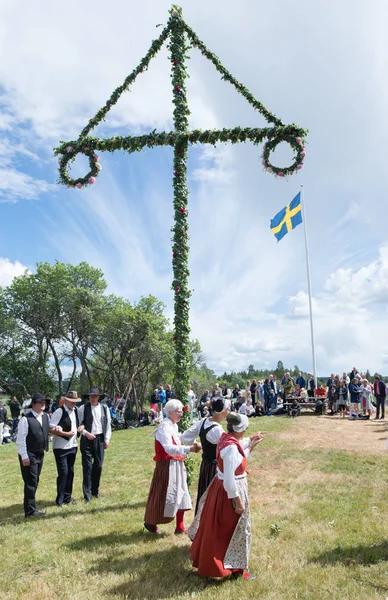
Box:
[54,6,308,428]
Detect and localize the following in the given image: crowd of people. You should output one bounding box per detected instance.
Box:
[3,365,387,582]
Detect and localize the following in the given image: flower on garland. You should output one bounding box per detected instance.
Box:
[182,406,189,412]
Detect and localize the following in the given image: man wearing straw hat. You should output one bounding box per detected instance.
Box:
[49,391,81,507]
[77,388,111,503]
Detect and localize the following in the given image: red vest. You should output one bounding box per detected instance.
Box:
[154,439,185,462]
[216,433,246,475]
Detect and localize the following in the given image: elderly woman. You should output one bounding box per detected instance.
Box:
[361,379,372,418]
[180,397,229,514]
[144,399,201,535]
[190,413,263,580]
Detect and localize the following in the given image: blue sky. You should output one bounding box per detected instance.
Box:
[1,0,388,376]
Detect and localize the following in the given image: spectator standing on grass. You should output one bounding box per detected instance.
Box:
[337,380,348,418]
[349,378,362,420]
[166,384,174,401]
[263,379,273,413]
[0,401,7,443]
[250,380,257,407]
[307,374,316,398]
[296,372,306,389]
[9,397,21,434]
[360,379,372,418]
[373,375,386,420]
[16,393,49,517]
[158,385,166,411]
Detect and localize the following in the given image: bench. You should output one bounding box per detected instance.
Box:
[283,398,327,414]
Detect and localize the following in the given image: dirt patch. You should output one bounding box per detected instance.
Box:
[277,414,388,454]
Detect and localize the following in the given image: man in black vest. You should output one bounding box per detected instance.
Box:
[77,388,111,503]
[16,393,49,517]
[49,390,81,507]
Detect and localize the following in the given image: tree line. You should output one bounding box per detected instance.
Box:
[0,261,215,414]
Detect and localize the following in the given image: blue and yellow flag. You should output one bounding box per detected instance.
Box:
[270,192,303,242]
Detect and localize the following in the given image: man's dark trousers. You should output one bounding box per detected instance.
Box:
[81,434,105,500]
[53,448,77,505]
[19,451,44,516]
[375,396,385,419]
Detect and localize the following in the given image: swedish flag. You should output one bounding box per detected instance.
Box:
[270,192,303,242]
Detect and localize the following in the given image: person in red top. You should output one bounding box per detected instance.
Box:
[315,384,326,398]
[144,399,201,534]
[189,413,263,580]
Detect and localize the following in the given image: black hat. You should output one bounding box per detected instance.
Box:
[86,388,105,398]
[31,393,45,404]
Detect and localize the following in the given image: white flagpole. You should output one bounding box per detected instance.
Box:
[300,185,317,388]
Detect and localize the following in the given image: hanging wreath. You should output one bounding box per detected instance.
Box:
[261,135,306,177]
[57,146,102,188]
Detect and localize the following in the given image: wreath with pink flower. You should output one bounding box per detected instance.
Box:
[57,145,102,189]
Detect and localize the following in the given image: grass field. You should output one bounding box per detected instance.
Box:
[0,415,387,600]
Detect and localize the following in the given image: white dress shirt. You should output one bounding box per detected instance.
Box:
[180,417,223,445]
[77,403,112,444]
[50,405,78,450]
[17,410,44,460]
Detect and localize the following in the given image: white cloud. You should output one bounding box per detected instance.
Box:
[0,257,28,286]
[0,168,55,202]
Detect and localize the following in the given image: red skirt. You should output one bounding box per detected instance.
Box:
[190,478,239,578]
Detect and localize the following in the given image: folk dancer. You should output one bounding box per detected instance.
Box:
[180,397,228,514]
[77,388,112,502]
[144,399,201,534]
[49,391,81,506]
[190,413,263,579]
[16,393,49,517]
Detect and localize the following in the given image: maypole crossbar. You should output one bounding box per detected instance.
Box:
[54,5,308,413]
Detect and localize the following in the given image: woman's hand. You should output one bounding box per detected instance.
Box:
[190,442,202,453]
[232,496,245,515]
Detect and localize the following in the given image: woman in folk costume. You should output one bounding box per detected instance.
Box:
[180,397,229,514]
[190,413,263,580]
[144,399,201,534]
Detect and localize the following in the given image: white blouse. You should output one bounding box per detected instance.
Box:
[156,418,191,457]
[218,438,251,499]
[180,417,223,446]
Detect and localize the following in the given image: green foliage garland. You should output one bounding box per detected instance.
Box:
[54,6,308,422]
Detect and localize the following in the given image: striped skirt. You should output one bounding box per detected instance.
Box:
[195,460,217,514]
[144,459,192,525]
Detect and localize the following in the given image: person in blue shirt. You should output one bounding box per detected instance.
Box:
[296,372,306,389]
[158,385,166,411]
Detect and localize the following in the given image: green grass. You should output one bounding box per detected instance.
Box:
[0,416,387,599]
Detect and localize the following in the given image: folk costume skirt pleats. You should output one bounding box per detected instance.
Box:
[190,476,251,578]
[144,459,192,525]
[195,460,217,514]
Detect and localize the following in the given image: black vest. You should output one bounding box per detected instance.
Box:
[58,406,79,432]
[199,419,219,464]
[26,412,49,454]
[82,403,108,439]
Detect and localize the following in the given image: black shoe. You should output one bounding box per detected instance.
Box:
[92,493,102,498]
[84,497,91,504]
[26,510,46,518]
[144,522,161,534]
[55,502,63,507]
[64,498,77,505]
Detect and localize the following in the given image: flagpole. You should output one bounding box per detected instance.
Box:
[300,185,317,388]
